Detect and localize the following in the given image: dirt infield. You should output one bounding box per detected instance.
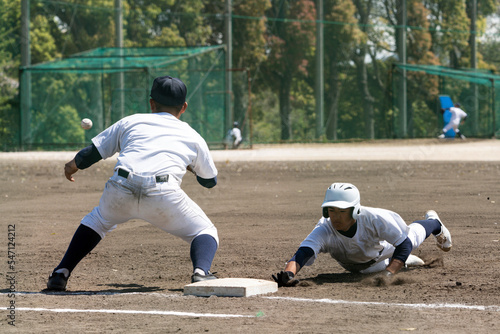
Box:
[1,139,499,333]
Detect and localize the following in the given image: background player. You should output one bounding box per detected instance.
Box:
[224,121,242,149]
[47,76,220,291]
[438,103,467,139]
[272,183,452,287]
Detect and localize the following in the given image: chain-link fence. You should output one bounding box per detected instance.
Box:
[3,1,499,150]
[392,64,500,138]
[17,46,250,150]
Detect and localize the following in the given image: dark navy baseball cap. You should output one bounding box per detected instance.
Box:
[150,76,187,106]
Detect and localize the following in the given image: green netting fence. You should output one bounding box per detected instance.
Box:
[392,64,500,138]
[18,46,251,150]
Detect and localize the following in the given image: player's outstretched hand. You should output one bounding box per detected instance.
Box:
[272,271,299,287]
[372,270,394,287]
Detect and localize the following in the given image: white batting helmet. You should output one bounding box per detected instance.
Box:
[321,183,361,219]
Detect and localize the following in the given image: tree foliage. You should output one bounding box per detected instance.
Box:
[1,0,499,149]
[0,0,21,149]
[323,0,362,140]
[263,0,316,140]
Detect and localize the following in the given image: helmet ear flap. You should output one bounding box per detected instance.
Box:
[352,204,361,220]
[322,207,329,218]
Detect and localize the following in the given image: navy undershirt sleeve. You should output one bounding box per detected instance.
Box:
[392,237,412,263]
[290,246,315,268]
[196,175,217,188]
[74,144,102,169]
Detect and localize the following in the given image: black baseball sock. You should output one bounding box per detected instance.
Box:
[54,224,102,275]
[190,234,218,275]
[414,219,442,238]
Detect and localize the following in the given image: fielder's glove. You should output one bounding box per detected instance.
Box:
[272,271,299,287]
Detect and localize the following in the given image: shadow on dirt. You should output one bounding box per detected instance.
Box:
[300,272,365,286]
[39,283,164,295]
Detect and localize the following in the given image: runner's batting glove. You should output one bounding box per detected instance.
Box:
[272,271,299,287]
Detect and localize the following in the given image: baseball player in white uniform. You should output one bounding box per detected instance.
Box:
[438,103,467,139]
[224,122,242,149]
[273,183,452,287]
[47,76,220,291]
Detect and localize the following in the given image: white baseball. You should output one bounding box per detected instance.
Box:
[81,118,93,130]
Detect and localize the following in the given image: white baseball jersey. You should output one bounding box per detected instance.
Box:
[225,127,242,148]
[443,107,467,133]
[230,127,242,144]
[299,206,417,273]
[81,112,219,244]
[93,112,217,181]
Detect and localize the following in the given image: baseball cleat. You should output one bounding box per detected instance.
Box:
[425,210,452,252]
[191,272,218,283]
[47,272,68,291]
[405,254,425,267]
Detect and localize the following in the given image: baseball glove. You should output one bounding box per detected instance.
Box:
[272,271,299,287]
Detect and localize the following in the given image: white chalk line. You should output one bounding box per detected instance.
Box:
[5,292,251,318]
[263,296,500,312]
[6,292,499,317]
[7,292,252,318]
[14,307,252,318]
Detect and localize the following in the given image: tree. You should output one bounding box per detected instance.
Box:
[30,14,60,63]
[352,0,376,139]
[323,0,361,140]
[479,8,500,70]
[465,0,498,68]
[424,0,469,68]
[37,0,115,57]
[405,0,440,136]
[383,0,440,136]
[127,0,211,47]
[264,0,316,140]
[125,0,172,47]
[32,104,85,144]
[231,0,271,132]
[0,0,21,149]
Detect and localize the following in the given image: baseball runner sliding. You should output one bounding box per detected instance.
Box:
[273,183,452,287]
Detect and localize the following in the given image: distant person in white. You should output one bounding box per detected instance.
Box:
[439,103,467,139]
[226,121,242,149]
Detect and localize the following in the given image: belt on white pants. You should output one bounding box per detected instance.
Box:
[117,168,170,183]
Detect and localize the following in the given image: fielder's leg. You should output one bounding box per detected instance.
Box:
[47,224,102,291]
[190,234,218,283]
